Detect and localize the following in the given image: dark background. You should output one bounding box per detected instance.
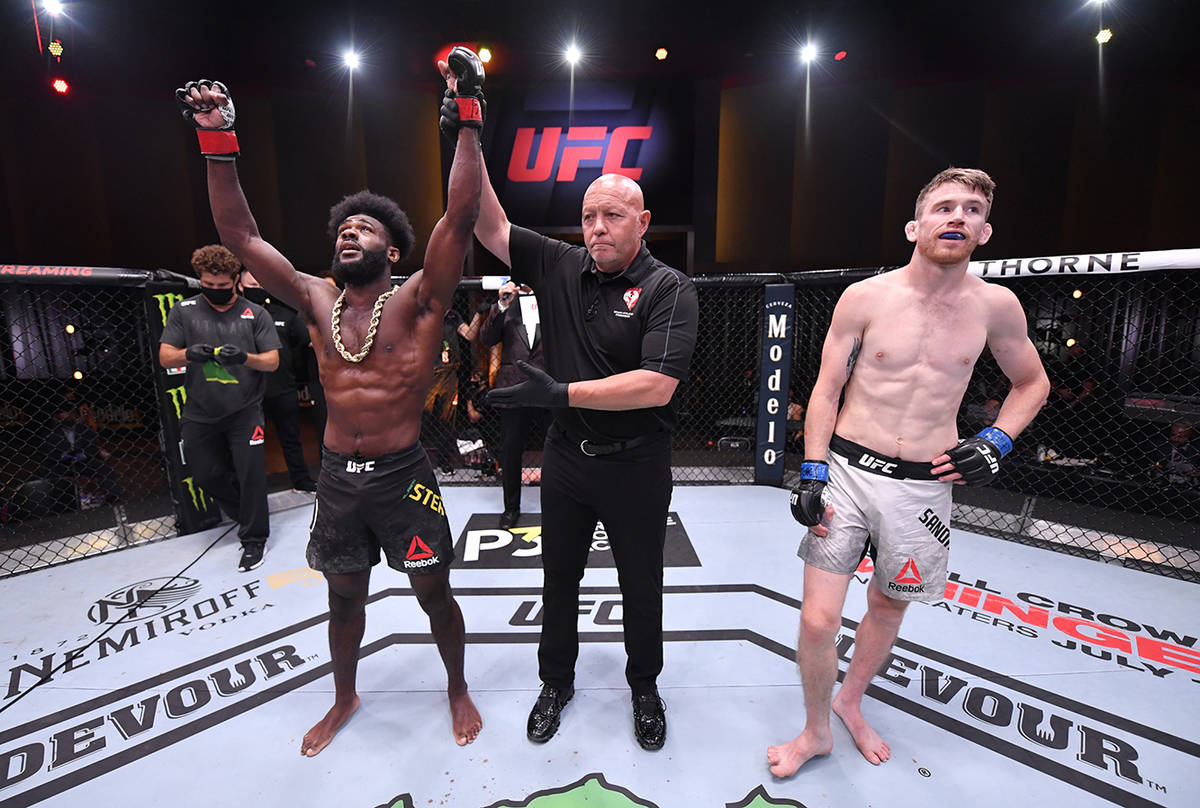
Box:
[1,0,1196,275]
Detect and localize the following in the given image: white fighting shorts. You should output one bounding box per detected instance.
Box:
[797,435,953,602]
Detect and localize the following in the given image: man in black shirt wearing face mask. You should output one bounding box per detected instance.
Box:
[160,244,281,572]
[241,269,319,492]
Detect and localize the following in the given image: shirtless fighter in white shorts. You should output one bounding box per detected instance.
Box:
[767,168,1050,777]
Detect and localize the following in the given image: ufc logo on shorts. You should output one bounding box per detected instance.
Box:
[346,460,375,473]
[857,454,898,475]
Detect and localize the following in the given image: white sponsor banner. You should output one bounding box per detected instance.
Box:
[969,248,1200,279]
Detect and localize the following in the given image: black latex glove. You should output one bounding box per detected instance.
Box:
[486,360,568,408]
[213,344,248,366]
[185,343,215,364]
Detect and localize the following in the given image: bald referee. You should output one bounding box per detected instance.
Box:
[476,171,699,751]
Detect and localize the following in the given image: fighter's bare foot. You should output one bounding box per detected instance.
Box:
[766,729,833,778]
[301,696,360,757]
[451,690,482,746]
[832,693,890,764]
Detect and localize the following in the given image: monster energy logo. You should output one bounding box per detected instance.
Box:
[182,476,210,512]
[152,293,183,327]
[165,385,187,420]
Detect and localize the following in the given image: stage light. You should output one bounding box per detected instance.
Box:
[343,50,360,70]
[51,78,69,94]
[800,44,817,64]
[565,44,581,65]
[1066,338,1077,348]
[1095,28,1113,44]
[655,47,668,61]
[478,47,492,63]
[45,0,64,15]
[1072,289,1083,299]
[834,50,847,61]
[72,370,83,380]
[48,39,63,59]
[65,324,76,334]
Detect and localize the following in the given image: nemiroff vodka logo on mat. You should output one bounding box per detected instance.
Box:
[6,580,269,702]
[87,577,204,624]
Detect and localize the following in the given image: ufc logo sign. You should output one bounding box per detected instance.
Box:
[346,460,375,473]
[507,126,653,183]
[857,454,898,474]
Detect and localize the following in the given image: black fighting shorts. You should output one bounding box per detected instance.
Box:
[307,443,455,575]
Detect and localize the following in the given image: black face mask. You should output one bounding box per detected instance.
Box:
[201,286,235,305]
[243,288,269,305]
[331,244,391,287]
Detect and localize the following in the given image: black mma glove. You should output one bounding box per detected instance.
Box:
[477,299,495,316]
[944,426,1013,486]
[213,344,248,366]
[185,343,216,364]
[487,360,567,408]
[176,80,239,160]
[438,46,486,144]
[789,460,830,526]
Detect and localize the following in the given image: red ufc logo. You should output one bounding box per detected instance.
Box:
[507,126,653,183]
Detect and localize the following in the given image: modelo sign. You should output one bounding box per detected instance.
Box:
[485,80,693,227]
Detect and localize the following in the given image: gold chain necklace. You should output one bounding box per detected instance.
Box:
[330,285,399,363]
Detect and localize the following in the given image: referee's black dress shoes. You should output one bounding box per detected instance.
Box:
[632,689,667,750]
[499,508,520,529]
[527,683,573,743]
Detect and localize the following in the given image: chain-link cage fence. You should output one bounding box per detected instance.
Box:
[1,276,176,576]
[674,279,766,481]
[787,268,1200,582]
[5,264,1196,582]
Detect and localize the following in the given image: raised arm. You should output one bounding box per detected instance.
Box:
[177,80,323,317]
[418,50,485,312]
[474,159,513,268]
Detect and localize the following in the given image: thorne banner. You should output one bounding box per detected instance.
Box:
[967,248,1200,279]
[483,79,694,228]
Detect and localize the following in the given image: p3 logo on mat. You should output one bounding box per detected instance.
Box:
[453,512,701,569]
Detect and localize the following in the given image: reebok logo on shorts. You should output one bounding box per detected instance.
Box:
[249,425,264,446]
[888,558,926,595]
[895,558,922,583]
[404,536,438,569]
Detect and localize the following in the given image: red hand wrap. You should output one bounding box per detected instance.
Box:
[454,97,482,123]
[196,129,239,156]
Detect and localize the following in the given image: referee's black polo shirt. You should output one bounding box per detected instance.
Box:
[507,224,699,444]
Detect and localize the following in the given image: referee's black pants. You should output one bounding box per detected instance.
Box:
[538,428,672,695]
[181,405,269,548]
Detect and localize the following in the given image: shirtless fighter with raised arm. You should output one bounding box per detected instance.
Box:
[176,47,487,755]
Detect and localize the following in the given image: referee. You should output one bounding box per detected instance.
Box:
[477,171,698,751]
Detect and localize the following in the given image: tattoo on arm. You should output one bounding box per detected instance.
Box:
[845,338,862,380]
